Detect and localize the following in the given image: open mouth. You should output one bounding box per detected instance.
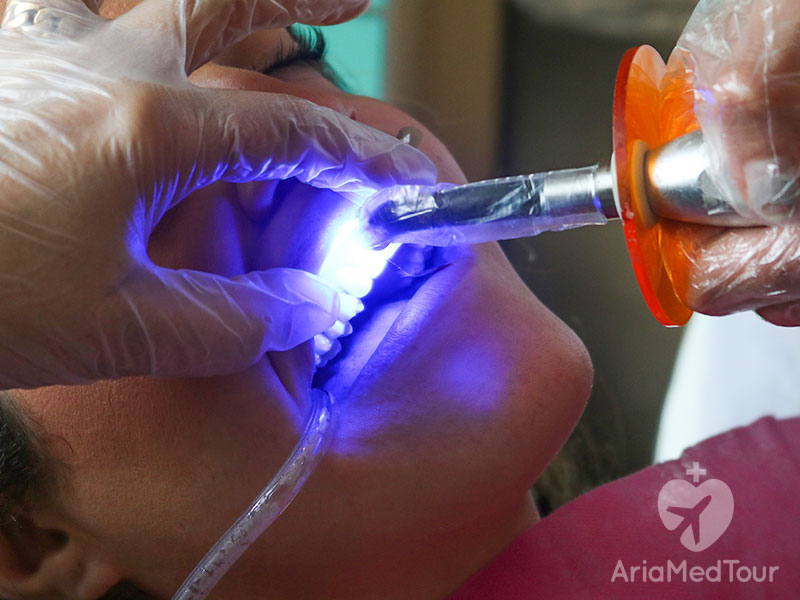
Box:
[311,226,454,401]
[245,175,464,401]
[311,218,402,369]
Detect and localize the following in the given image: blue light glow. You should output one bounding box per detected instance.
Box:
[334,266,374,299]
[314,218,400,361]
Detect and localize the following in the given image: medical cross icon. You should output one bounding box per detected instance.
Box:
[685,462,707,482]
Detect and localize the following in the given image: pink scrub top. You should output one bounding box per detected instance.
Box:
[451,417,800,599]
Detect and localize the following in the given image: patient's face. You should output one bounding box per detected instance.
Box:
[7,1,593,598]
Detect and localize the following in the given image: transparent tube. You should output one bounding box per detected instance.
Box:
[361,165,615,248]
[171,388,336,600]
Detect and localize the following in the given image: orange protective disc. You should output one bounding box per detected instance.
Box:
[613,45,701,327]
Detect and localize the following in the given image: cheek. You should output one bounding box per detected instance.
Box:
[99,1,140,19]
[334,243,593,506]
[21,377,301,491]
[18,375,304,581]
[347,97,467,185]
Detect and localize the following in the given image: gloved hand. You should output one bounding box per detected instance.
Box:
[669,0,800,325]
[0,0,436,389]
[676,0,800,223]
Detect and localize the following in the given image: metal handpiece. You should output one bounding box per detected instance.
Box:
[362,165,615,248]
[362,131,763,249]
[644,130,752,227]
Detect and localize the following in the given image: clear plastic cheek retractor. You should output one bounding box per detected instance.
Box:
[361,45,777,327]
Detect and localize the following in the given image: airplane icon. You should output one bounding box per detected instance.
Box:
[665,494,712,545]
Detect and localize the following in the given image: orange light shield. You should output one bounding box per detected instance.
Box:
[613,45,702,326]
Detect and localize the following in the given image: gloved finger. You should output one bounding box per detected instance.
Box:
[183,88,436,197]
[1,0,99,18]
[756,301,800,328]
[684,224,800,316]
[120,0,370,74]
[676,0,800,222]
[102,265,341,378]
[1,0,101,35]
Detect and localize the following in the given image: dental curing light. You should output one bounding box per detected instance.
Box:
[362,46,770,327]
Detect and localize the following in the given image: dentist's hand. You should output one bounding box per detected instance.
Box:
[670,0,800,324]
[0,0,436,388]
[676,0,800,223]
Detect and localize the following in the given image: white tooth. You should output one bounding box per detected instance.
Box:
[326,319,353,339]
[318,338,342,368]
[314,334,342,369]
[313,333,333,355]
[360,252,391,279]
[339,293,363,319]
[336,266,373,298]
[325,324,343,339]
[380,242,402,260]
[325,338,342,358]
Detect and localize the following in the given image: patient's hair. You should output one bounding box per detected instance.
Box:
[0,391,57,523]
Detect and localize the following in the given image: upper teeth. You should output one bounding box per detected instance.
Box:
[313,218,400,367]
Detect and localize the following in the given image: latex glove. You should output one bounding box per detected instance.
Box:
[679,223,800,326]
[0,0,437,389]
[676,0,800,223]
[668,0,800,325]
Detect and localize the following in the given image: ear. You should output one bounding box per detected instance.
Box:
[0,513,122,599]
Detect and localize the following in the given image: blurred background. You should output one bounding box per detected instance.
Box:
[321,0,700,509]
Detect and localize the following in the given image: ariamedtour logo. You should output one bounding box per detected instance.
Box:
[611,462,781,584]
